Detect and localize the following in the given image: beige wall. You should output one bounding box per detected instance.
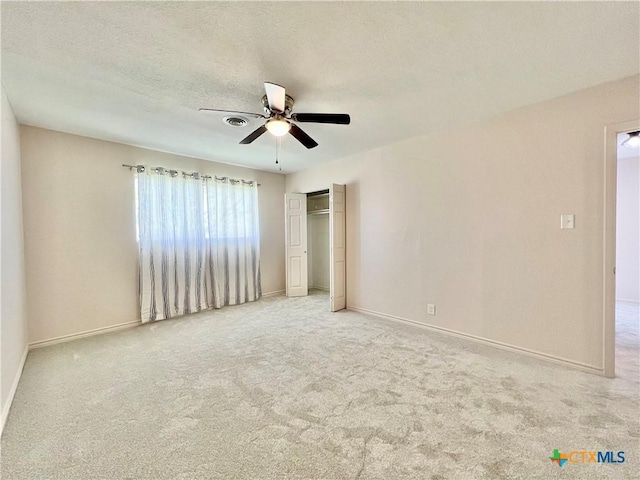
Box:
[286,75,639,372]
[616,155,640,303]
[1,86,28,428]
[20,127,285,344]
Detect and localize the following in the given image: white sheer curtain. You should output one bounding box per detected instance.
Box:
[203,177,261,309]
[136,168,261,323]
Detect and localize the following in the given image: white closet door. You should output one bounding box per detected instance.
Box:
[330,184,346,311]
[285,193,308,297]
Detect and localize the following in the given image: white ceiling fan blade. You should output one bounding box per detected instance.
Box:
[264,82,286,113]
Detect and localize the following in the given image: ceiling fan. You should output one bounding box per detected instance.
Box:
[199,82,350,149]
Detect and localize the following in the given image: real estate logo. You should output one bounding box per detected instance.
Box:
[550,449,568,467]
[549,449,625,467]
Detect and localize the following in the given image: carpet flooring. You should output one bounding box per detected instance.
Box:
[1,292,638,479]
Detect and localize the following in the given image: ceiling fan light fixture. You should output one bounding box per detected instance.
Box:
[622,131,640,149]
[265,118,291,137]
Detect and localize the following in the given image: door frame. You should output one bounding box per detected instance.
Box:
[603,119,639,378]
[329,184,346,311]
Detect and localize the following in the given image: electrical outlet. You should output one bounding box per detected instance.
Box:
[427,304,436,315]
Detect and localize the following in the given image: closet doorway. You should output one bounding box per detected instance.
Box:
[307,190,330,294]
[285,184,346,311]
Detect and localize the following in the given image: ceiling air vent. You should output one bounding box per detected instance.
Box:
[223,116,249,127]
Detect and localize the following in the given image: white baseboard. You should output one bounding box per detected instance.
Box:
[1,344,29,437]
[262,290,285,298]
[29,293,285,350]
[310,285,330,292]
[29,320,141,350]
[347,305,604,377]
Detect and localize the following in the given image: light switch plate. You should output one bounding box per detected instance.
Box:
[427,304,436,315]
[561,214,575,229]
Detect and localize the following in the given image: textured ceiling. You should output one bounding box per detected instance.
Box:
[2,2,638,173]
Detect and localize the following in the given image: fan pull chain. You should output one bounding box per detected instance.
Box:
[275,137,282,171]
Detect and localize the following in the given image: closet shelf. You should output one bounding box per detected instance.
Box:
[307,209,329,215]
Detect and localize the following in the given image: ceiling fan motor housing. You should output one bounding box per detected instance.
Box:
[262,94,294,116]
